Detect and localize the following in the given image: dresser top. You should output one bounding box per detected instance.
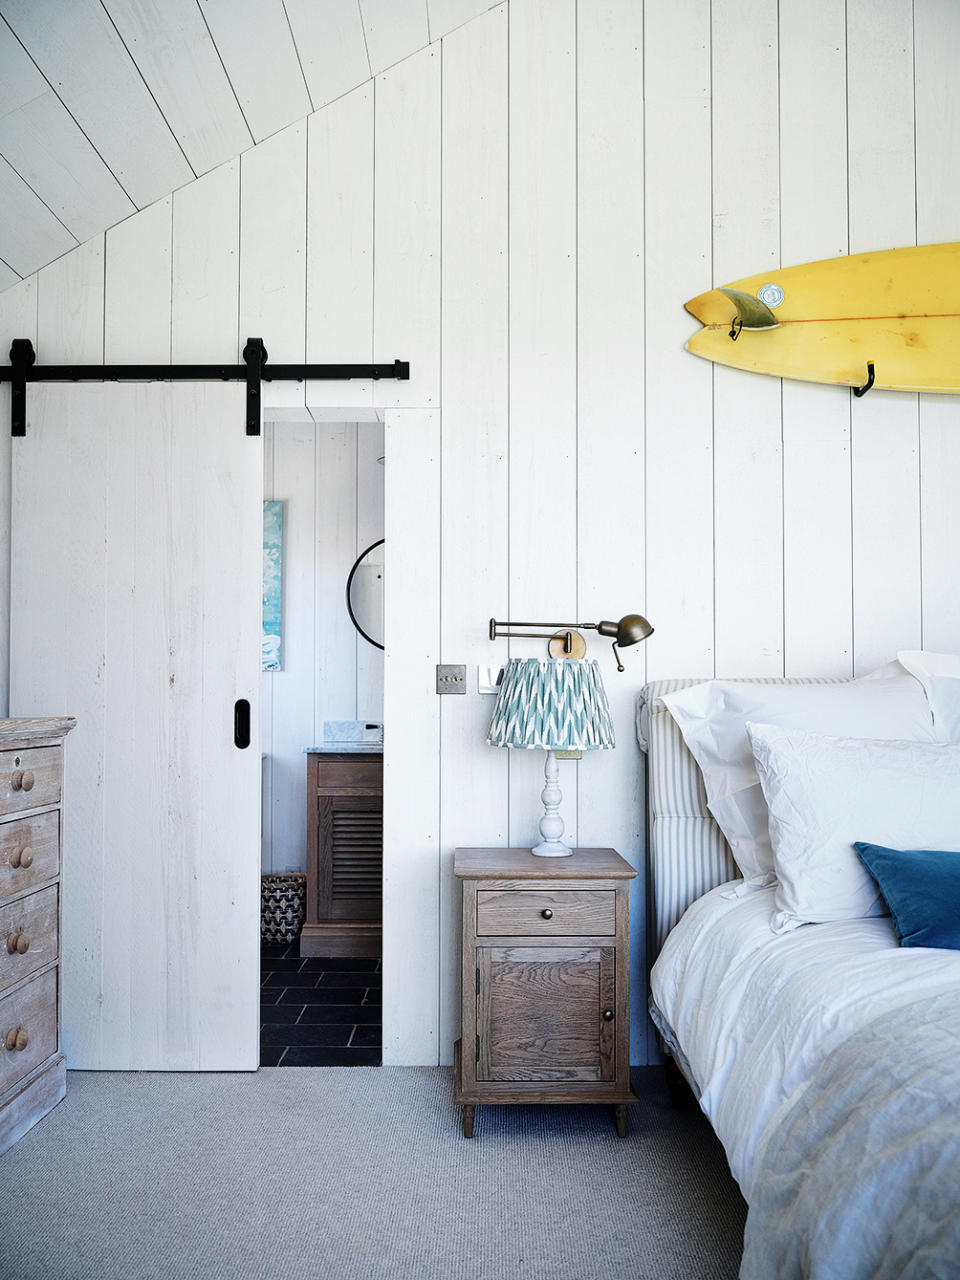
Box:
[454,847,636,880]
[0,717,76,745]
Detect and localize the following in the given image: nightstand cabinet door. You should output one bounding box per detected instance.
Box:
[477,944,616,1083]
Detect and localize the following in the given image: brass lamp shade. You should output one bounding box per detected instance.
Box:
[596,615,655,647]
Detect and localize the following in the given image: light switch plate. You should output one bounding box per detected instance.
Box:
[436,664,467,694]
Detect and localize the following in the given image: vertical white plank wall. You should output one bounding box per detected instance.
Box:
[847,0,921,675]
[710,0,783,678]
[438,6,510,1064]
[576,0,648,1062]
[643,0,714,681]
[779,0,853,678]
[2,2,960,1067]
[508,0,579,850]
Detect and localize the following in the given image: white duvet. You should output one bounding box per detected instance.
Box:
[650,883,960,1278]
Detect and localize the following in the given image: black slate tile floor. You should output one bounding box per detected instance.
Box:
[261,942,381,1066]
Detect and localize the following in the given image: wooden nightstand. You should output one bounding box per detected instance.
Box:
[453,847,637,1138]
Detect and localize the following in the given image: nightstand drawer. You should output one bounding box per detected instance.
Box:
[476,889,616,937]
[0,747,61,815]
[0,885,59,995]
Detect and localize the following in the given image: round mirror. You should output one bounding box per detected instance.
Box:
[346,539,384,650]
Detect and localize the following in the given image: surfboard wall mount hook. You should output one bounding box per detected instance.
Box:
[729,316,743,341]
[853,361,876,397]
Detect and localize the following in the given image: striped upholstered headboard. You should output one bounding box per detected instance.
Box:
[637,677,848,953]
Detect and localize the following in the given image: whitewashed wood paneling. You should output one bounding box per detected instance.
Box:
[283,0,371,110]
[105,198,172,363]
[306,85,375,410]
[915,0,960,653]
[197,0,313,143]
[847,0,921,674]
[37,237,104,364]
[437,6,510,1065]
[0,90,135,245]
[779,0,852,678]
[171,159,240,363]
[374,46,442,409]
[103,0,253,175]
[361,0,430,74]
[576,0,648,1063]
[382,408,442,1067]
[710,0,783,678]
[507,0,579,850]
[0,155,77,278]
[1,0,194,206]
[643,0,714,680]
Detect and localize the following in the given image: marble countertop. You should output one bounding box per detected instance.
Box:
[304,743,383,754]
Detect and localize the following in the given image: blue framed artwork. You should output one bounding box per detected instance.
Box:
[262,500,283,671]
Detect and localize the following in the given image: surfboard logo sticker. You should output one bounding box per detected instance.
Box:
[758,283,784,308]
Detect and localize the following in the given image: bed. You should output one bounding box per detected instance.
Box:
[639,670,960,1279]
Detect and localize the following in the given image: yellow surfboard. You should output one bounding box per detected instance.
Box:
[685,242,960,394]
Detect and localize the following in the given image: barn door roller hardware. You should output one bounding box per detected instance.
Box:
[1,338,410,437]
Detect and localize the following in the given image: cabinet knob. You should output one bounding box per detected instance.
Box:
[4,1027,28,1052]
[5,932,18,955]
[19,847,33,869]
[602,1008,615,1022]
[21,770,34,792]
[540,908,553,920]
[5,931,29,955]
[11,769,22,791]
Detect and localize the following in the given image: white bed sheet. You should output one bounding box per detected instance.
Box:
[649,882,960,1200]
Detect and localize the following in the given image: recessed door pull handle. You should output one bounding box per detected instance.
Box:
[234,699,251,750]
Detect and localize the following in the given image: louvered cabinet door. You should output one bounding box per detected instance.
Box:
[318,795,383,921]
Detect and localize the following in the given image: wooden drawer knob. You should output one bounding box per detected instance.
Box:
[18,847,33,869]
[4,1027,28,1052]
[11,769,34,792]
[5,931,29,955]
[21,770,34,792]
[11,769,22,791]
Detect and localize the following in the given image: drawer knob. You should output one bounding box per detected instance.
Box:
[4,1027,28,1052]
[602,1008,615,1022]
[11,769,22,791]
[6,932,18,954]
[540,908,554,920]
[21,770,34,792]
[5,931,29,955]
[18,847,33,869]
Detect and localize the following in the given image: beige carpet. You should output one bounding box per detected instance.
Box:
[0,1066,746,1280]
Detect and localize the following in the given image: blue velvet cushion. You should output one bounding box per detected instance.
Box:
[854,842,960,950]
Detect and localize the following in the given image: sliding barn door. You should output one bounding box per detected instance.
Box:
[10,383,262,1070]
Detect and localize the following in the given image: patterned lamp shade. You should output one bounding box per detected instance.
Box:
[487,658,615,751]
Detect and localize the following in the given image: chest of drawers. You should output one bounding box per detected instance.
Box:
[453,847,637,1138]
[0,717,75,1155]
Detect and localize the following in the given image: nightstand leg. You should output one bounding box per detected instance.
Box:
[613,1105,628,1139]
[462,1105,475,1138]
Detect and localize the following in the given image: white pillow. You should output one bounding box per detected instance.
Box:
[748,722,960,933]
[661,671,936,885]
[898,650,960,741]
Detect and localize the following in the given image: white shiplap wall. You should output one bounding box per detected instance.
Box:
[260,419,384,874]
[1,0,959,1066]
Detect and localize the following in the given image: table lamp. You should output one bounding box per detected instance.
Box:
[487,657,615,856]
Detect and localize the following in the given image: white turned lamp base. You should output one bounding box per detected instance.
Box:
[531,750,574,857]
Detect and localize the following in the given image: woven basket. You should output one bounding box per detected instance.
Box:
[260,873,307,944]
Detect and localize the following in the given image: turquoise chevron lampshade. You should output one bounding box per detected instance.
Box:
[487,658,614,855]
[487,658,615,750]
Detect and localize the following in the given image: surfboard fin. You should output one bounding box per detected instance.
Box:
[718,288,779,332]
